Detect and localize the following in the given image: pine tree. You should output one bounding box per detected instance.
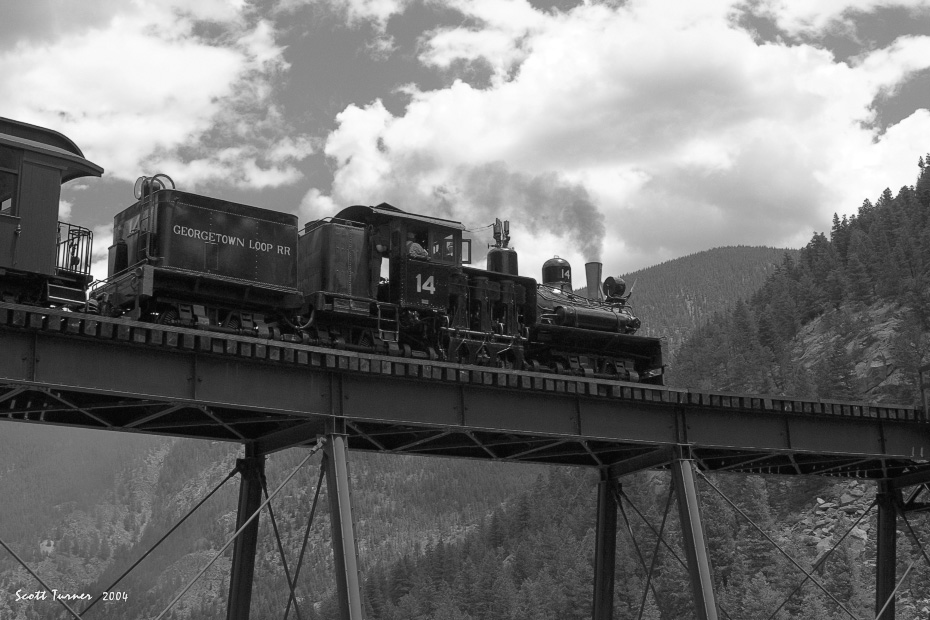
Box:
[917,155,930,208]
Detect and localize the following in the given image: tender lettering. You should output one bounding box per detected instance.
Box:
[172,225,246,247]
[172,224,293,255]
[249,240,274,252]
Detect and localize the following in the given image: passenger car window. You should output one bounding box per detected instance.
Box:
[0,145,20,216]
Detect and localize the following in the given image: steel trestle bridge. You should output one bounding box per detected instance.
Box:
[1,300,929,620]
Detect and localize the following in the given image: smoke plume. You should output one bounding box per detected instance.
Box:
[443,161,606,261]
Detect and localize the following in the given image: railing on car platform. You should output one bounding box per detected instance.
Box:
[55,221,93,277]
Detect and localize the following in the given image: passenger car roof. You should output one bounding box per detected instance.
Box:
[0,117,103,182]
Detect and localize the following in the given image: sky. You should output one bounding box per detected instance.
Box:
[3,0,930,281]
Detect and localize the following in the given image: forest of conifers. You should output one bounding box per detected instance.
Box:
[674,159,930,405]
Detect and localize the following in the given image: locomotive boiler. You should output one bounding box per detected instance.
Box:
[530,258,662,383]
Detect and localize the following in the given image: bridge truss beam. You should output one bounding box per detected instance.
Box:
[1,318,929,480]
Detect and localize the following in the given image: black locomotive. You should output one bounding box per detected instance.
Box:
[0,117,664,385]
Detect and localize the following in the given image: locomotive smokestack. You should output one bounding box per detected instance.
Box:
[585,262,603,300]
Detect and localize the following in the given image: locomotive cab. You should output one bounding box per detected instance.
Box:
[298,203,482,357]
[388,216,465,310]
[322,203,471,311]
[0,118,101,306]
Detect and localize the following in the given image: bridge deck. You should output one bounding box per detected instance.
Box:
[0,302,928,482]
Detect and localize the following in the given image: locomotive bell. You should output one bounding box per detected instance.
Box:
[542,256,572,292]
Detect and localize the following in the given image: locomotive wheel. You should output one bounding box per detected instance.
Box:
[96,299,117,318]
[496,351,515,370]
[355,329,375,351]
[157,307,179,325]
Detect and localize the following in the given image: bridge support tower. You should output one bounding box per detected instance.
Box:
[224,431,365,620]
[592,471,619,620]
[671,456,719,620]
[227,447,265,620]
[590,451,719,620]
[325,430,365,620]
[875,481,899,620]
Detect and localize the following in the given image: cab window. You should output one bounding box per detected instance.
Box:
[429,231,457,263]
[0,145,19,216]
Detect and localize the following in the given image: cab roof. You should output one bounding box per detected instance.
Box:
[334,202,465,231]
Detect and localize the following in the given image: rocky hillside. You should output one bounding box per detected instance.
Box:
[791,301,922,402]
[659,165,930,618]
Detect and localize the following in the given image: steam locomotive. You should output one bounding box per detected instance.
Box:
[0,117,664,385]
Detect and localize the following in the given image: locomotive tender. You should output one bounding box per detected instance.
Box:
[0,117,664,385]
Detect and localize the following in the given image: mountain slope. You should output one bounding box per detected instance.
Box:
[619,245,798,355]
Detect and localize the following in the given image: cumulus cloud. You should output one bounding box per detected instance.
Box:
[277,0,409,55]
[0,2,313,193]
[291,0,412,30]
[420,0,546,84]
[58,200,73,221]
[749,0,930,37]
[304,0,930,274]
[89,225,113,284]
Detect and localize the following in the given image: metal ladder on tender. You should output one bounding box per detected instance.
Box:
[376,304,399,344]
[136,195,157,261]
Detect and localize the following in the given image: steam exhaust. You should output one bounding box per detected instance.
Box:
[585,262,602,300]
